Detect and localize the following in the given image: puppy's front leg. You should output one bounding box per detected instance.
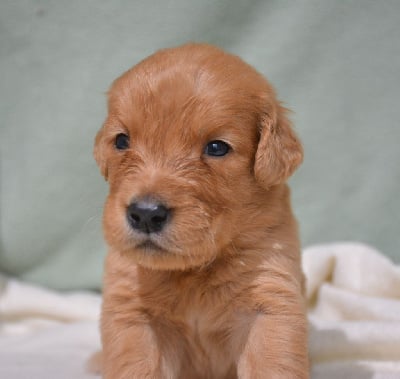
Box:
[101,313,178,379]
[237,313,309,379]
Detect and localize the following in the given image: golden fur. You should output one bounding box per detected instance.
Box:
[94,43,309,378]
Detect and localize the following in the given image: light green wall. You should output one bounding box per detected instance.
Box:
[1,1,399,290]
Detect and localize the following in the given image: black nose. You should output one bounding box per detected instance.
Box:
[126,200,170,234]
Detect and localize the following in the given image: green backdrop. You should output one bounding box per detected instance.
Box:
[1,0,399,290]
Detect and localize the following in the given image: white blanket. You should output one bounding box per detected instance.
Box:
[1,242,399,378]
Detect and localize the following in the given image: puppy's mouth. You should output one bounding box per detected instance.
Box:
[136,240,166,253]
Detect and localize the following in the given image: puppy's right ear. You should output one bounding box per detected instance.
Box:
[254,104,303,188]
[93,127,108,180]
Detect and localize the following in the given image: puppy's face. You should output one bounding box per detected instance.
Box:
[94,44,302,270]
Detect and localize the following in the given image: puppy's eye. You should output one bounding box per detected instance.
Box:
[204,140,231,157]
[115,133,130,150]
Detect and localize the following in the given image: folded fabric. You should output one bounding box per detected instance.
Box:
[0,274,101,379]
[1,242,399,378]
[304,242,400,378]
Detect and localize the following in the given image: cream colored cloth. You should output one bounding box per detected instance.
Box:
[1,242,400,378]
[304,242,400,378]
[0,277,101,379]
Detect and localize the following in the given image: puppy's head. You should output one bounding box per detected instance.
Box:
[94,44,302,270]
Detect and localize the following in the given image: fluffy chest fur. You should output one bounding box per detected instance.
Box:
[103,253,243,377]
[102,240,302,378]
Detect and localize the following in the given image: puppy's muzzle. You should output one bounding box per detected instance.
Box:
[127,199,170,234]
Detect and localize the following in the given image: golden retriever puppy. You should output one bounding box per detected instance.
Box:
[94,43,308,379]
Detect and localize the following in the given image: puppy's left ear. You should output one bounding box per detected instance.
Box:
[93,126,108,181]
[254,104,303,188]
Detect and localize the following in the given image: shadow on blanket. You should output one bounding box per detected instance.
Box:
[310,324,375,379]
